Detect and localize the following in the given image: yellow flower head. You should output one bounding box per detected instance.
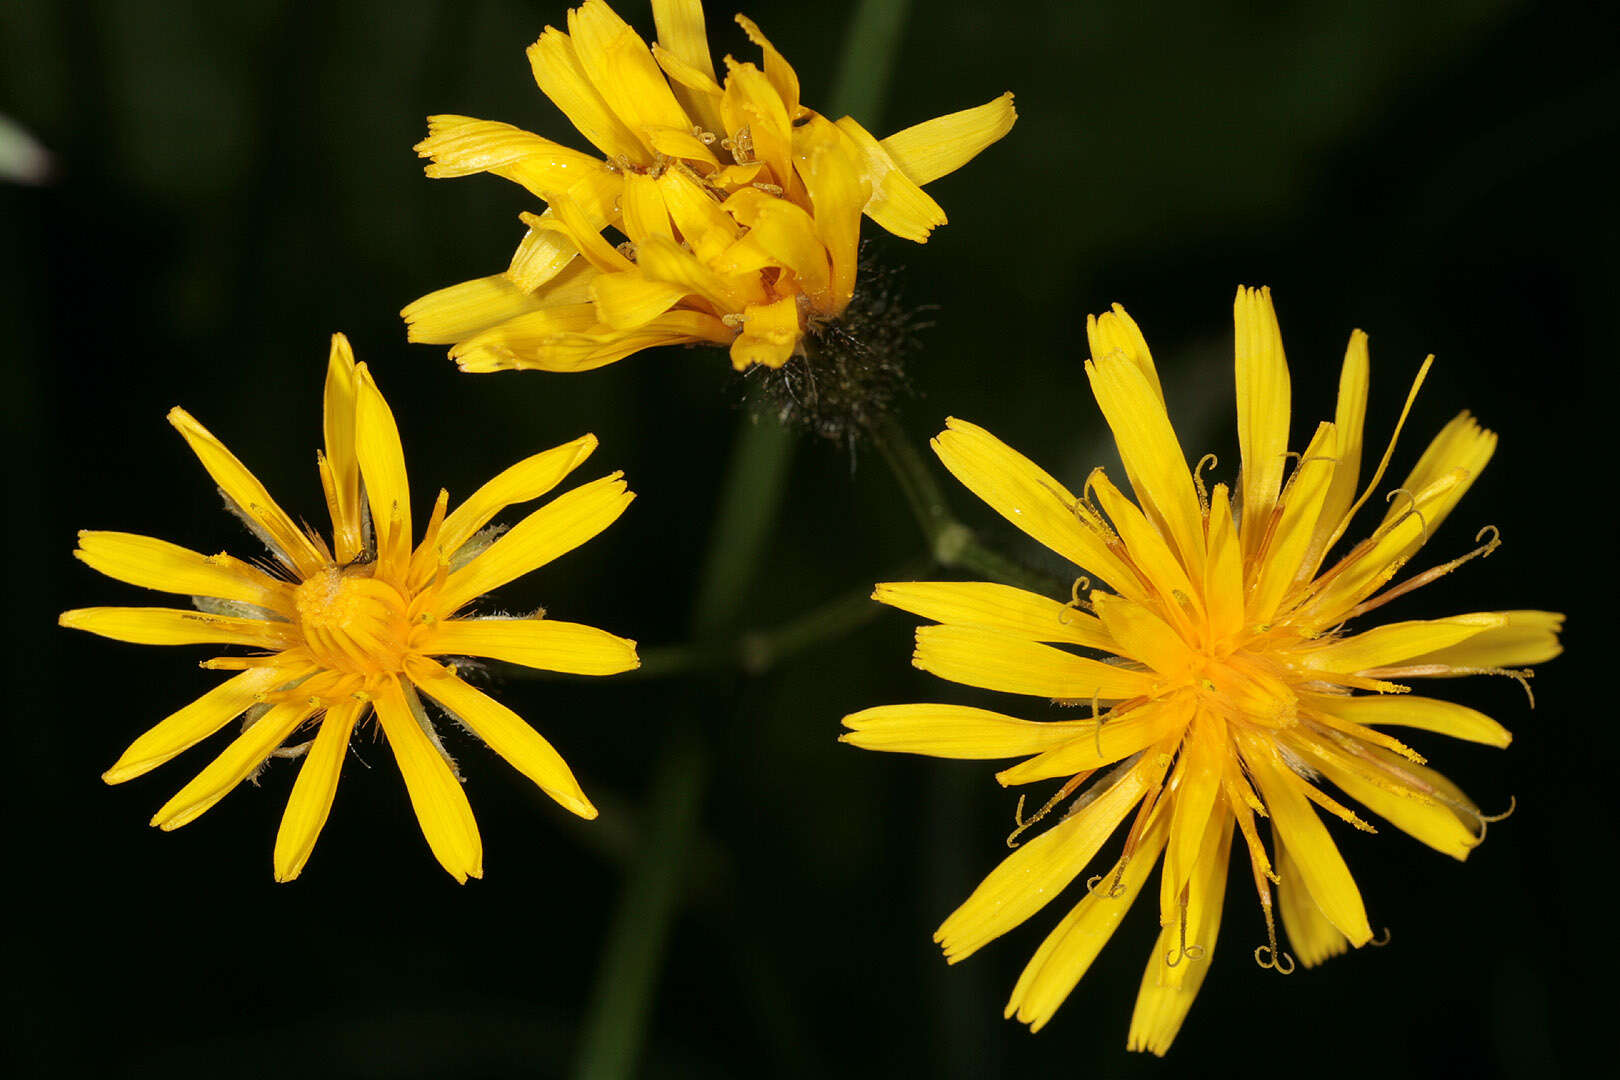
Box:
[843,287,1563,1053]
[61,334,639,882]
[402,0,1015,373]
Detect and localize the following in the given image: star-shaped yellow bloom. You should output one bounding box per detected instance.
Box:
[843,287,1562,1053]
[61,334,638,882]
[402,0,1014,373]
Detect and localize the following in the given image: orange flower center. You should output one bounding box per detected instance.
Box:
[293,566,412,676]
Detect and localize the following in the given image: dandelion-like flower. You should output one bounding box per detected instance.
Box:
[61,335,638,882]
[842,287,1562,1053]
[402,0,1014,373]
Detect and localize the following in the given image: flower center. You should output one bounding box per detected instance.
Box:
[293,566,413,676]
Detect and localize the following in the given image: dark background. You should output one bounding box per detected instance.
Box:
[4,1,1614,1076]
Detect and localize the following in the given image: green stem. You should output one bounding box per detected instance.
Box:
[869,415,1066,596]
[572,737,707,1080]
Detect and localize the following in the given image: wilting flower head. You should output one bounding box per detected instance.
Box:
[842,287,1562,1053]
[402,0,1014,373]
[61,335,638,882]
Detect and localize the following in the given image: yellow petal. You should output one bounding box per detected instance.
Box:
[1299,613,1507,674]
[103,665,299,784]
[73,531,286,611]
[402,267,582,345]
[167,407,326,575]
[1312,750,1478,861]
[1126,812,1234,1055]
[996,696,1191,785]
[590,268,691,330]
[1276,835,1348,968]
[714,196,830,301]
[424,617,638,676]
[1084,353,1204,570]
[913,624,1154,701]
[1312,693,1511,747]
[872,580,1112,649]
[618,172,674,244]
[527,25,644,162]
[650,0,724,134]
[458,310,730,373]
[1378,411,1495,537]
[409,660,595,819]
[1400,609,1564,671]
[733,14,799,117]
[840,703,1091,759]
[1092,594,1193,676]
[438,434,598,556]
[721,59,794,193]
[1085,304,1163,405]
[654,164,740,261]
[59,606,293,649]
[643,124,718,167]
[834,115,947,243]
[1005,812,1167,1033]
[415,114,609,199]
[1158,715,1222,917]
[1247,421,1336,623]
[931,418,1138,591]
[879,92,1017,187]
[1294,334,1371,585]
[729,294,802,371]
[151,702,314,831]
[507,168,624,291]
[374,677,482,882]
[568,0,691,152]
[526,199,634,276]
[437,473,634,614]
[1233,285,1291,559]
[791,115,869,312]
[320,334,364,562]
[636,234,763,312]
[936,758,1151,962]
[353,364,412,571]
[273,700,359,882]
[1243,740,1371,945]
[1083,469,1182,608]
[1202,484,1243,641]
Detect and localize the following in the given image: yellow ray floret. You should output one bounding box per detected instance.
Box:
[841,285,1562,1053]
[61,333,639,882]
[403,0,1014,373]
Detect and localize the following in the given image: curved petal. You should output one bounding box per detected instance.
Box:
[1005,812,1166,1033]
[931,418,1138,592]
[60,606,294,649]
[913,624,1153,701]
[878,92,1016,187]
[936,758,1151,962]
[103,665,302,783]
[873,580,1112,648]
[409,660,595,819]
[840,703,1090,759]
[436,473,634,614]
[167,407,326,575]
[151,702,315,831]
[374,677,483,882]
[436,435,598,557]
[73,531,287,611]
[424,617,638,676]
[273,700,360,882]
